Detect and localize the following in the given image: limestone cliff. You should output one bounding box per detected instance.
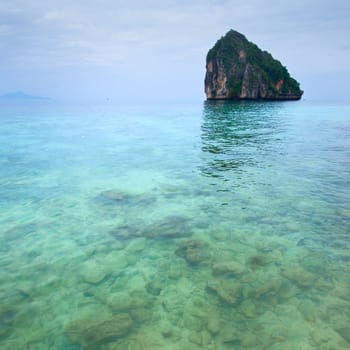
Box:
[205,30,303,100]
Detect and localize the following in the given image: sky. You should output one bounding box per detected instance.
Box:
[0,0,349,102]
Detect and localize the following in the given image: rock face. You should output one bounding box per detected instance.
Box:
[205,29,303,100]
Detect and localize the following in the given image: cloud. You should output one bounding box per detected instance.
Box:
[0,0,349,100]
[1,0,349,67]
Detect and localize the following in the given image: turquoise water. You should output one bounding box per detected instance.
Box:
[0,100,350,349]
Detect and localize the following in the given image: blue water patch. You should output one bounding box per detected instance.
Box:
[0,100,350,349]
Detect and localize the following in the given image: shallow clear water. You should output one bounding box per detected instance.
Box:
[1,100,350,349]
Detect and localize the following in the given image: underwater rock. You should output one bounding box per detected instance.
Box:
[329,239,350,249]
[125,254,138,266]
[257,246,274,253]
[188,331,203,346]
[309,329,332,346]
[239,300,258,318]
[249,254,270,268]
[206,318,221,335]
[248,251,281,269]
[99,190,156,207]
[129,308,152,323]
[255,277,282,298]
[106,291,153,313]
[160,321,174,338]
[65,314,133,349]
[240,333,258,347]
[111,216,191,240]
[2,284,32,306]
[110,225,141,240]
[212,261,245,276]
[298,300,318,322]
[175,239,209,265]
[106,338,143,350]
[4,223,38,241]
[207,279,241,305]
[210,231,228,241]
[146,278,168,296]
[0,306,16,340]
[168,262,185,279]
[161,328,172,338]
[126,239,146,253]
[335,326,350,344]
[188,330,212,347]
[143,216,191,239]
[220,326,241,345]
[282,265,318,288]
[296,237,320,247]
[79,260,109,284]
[100,190,133,201]
[277,280,297,299]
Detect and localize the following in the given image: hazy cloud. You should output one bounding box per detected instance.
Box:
[0,0,349,100]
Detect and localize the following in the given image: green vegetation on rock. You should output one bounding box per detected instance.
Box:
[205,29,303,100]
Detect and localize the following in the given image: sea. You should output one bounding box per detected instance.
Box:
[0,99,350,349]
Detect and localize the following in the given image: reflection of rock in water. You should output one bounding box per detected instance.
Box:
[201,100,282,180]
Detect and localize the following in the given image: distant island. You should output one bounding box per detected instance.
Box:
[205,29,303,100]
[0,91,48,100]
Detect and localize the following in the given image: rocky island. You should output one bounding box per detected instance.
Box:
[205,30,303,100]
